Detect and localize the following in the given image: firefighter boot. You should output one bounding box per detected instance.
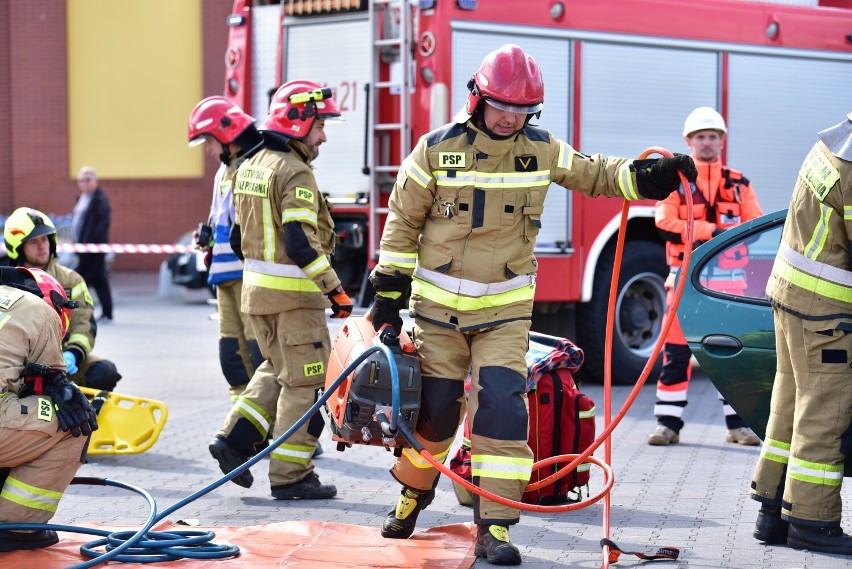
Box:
[0,529,59,552]
[381,486,435,539]
[647,424,679,446]
[271,472,337,500]
[209,436,254,488]
[753,504,788,544]
[788,523,852,554]
[475,524,522,565]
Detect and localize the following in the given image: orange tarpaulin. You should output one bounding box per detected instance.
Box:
[1,521,477,568]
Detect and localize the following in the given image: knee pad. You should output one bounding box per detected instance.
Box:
[85,360,122,392]
[473,366,527,441]
[220,337,251,387]
[225,419,268,456]
[417,376,464,442]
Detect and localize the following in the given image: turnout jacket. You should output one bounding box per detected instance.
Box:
[44,259,95,369]
[375,121,641,331]
[0,285,65,395]
[766,140,852,321]
[234,139,340,315]
[655,156,762,268]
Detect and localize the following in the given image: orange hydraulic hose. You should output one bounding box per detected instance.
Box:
[403,147,695,566]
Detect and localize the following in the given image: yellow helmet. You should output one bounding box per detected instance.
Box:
[3,207,57,264]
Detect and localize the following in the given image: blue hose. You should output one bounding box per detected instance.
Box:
[0,342,402,567]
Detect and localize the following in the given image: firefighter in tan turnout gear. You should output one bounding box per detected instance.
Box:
[751,113,852,554]
[369,44,696,565]
[4,207,121,392]
[649,107,763,447]
[209,80,352,500]
[0,267,97,552]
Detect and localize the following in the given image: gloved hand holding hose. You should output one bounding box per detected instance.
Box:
[632,153,698,200]
[20,363,99,437]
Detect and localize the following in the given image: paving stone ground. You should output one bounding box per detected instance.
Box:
[50,271,852,568]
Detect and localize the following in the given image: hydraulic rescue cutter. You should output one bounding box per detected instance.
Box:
[323,316,421,456]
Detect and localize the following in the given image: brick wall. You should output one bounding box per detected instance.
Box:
[0,0,233,272]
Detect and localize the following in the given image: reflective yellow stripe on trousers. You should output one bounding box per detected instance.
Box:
[1,476,62,513]
[471,454,533,481]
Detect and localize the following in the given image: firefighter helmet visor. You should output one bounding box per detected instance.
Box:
[484,97,543,116]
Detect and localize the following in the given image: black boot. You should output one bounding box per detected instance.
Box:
[753,504,788,544]
[381,486,435,539]
[208,436,254,488]
[788,522,852,554]
[271,471,337,500]
[475,524,522,565]
[0,529,58,552]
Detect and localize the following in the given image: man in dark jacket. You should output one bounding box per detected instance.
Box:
[73,166,114,323]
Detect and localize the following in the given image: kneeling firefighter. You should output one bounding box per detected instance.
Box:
[4,207,121,392]
[368,44,693,565]
[0,266,98,552]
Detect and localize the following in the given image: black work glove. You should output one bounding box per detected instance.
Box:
[326,285,353,319]
[712,227,727,238]
[368,271,412,332]
[21,364,98,438]
[633,154,698,200]
[370,295,404,333]
[229,224,244,261]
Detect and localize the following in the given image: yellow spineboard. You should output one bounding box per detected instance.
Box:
[80,387,168,455]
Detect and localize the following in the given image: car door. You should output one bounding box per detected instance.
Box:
[676,209,786,441]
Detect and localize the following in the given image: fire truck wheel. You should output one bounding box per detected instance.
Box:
[576,240,667,386]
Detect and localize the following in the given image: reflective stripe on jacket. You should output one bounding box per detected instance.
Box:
[375,120,638,330]
[766,141,852,319]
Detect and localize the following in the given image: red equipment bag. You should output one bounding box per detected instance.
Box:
[450,332,596,506]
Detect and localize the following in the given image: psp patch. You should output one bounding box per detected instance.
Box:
[304,361,325,377]
[37,397,54,422]
[295,187,315,203]
[438,152,466,168]
[515,155,538,172]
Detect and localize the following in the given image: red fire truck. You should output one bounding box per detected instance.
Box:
[222,0,852,384]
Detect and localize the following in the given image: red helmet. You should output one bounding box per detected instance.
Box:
[455,44,544,123]
[16,267,73,336]
[260,80,341,139]
[188,96,255,147]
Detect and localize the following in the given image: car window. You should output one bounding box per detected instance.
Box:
[696,223,783,302]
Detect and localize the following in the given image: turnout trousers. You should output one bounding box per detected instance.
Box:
[752,308,852,525]
[216,279,262,398]
[390,318,533,526]
[219,308,329,486]
[0,394,87,523]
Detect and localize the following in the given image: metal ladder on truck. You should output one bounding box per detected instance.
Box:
[360,0,414,307]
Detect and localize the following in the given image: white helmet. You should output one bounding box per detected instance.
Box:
[683,107,727,137]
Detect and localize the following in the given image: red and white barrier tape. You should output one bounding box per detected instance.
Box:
[57,243,195,254]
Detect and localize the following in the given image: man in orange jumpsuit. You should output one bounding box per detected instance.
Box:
[649,107,764,446]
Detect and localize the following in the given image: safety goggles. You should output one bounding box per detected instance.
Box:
[485,97,543,115]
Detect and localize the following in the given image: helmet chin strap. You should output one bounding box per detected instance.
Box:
[218,145,232,165]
